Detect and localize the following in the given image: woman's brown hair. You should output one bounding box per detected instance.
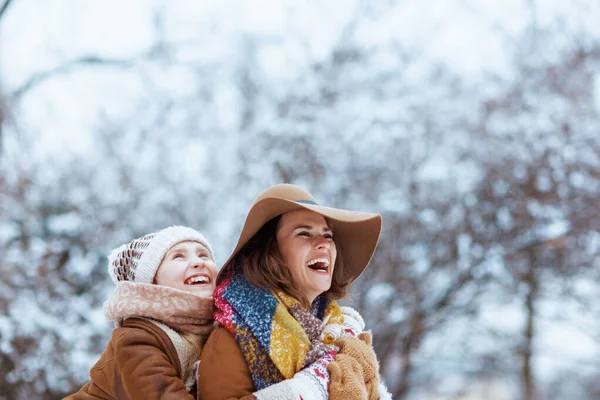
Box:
[220,215,353,309]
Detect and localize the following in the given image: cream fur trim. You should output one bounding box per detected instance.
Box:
[145,319,197,392]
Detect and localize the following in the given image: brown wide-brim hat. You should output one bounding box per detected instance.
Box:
[220,184,382,283]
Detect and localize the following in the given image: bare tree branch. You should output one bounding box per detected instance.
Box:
[10,56,136,100]
[0,0,15,22]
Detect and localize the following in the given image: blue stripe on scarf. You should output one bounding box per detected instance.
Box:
[311,295,330,320]
[223,273,279,353]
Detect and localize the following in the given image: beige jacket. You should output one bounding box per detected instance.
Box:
[197,326,378,400]
[197,326,256,400]
[65,318,196,400]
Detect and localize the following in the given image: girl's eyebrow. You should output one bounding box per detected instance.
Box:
[166,245,187,256]
[196,244,210,253]
[167,242,209,255]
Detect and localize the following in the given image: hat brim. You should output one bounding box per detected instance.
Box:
[220,197,382,283]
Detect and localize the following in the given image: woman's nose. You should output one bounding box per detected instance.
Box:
[315,236,331,249]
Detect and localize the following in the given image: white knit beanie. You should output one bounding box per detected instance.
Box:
[107,226,213,284]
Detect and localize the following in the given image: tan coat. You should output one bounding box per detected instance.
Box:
[198,327,381,400]
[197,326,256,400]
[65,318,195,400]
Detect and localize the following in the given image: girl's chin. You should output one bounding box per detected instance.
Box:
[182,285,214,295]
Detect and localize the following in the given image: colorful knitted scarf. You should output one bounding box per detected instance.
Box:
[214,271,343,390]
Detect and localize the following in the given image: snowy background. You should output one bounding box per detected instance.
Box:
[1,0,600,399]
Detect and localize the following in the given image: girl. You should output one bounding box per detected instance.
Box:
[66,226,216,399]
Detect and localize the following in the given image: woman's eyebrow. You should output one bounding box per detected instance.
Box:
[293,224,332,232]
[293,224,313,230]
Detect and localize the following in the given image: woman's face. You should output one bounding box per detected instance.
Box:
[276,209,337,304]
[155,240,217,296]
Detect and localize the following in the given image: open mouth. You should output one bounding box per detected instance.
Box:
[306,257,330,273]
[184,275,211,285]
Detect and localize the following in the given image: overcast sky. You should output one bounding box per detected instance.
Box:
[3,0,600,158]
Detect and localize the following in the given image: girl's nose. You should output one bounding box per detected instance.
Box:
[190,256,204,269]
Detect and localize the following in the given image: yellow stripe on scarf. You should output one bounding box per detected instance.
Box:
[270,302,310,378]
[322,301,344,344]
[269,291,345,378]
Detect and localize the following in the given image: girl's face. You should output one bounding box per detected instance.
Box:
[276,209,337,304]
[155,241,217,296]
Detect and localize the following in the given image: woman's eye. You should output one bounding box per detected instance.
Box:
[298,231,311,237]
[324,233,334,239]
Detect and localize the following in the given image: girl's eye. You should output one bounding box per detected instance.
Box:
[173,253,184,259]
[198,253,209,259]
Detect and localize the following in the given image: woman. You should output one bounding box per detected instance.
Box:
[198,184,390,399]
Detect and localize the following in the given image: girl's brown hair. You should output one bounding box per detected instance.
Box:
[221,215,353,309]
